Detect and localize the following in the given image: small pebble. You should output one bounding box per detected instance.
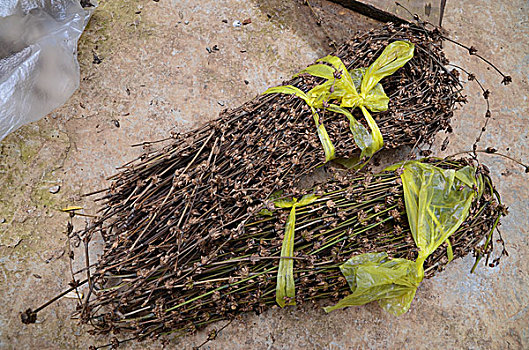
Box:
[233,20,242,27]
[184,20,189,25]
[92,52,102,64]
[49,185,60,194]
[217,101,225,106]
[0,218,5,223]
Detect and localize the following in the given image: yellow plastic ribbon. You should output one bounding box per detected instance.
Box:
[325,161,482,315]
[263,85,335,162]
[263,86,336,162]
[263,41,414,163]
[315,41,414,160]
[274,194,319,307]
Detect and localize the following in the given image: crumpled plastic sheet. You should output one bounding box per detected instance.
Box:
[323,252,421,315]
[325,161,482,315]
[0,0,94,141]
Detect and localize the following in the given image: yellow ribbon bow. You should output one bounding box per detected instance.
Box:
[264,41,414,164]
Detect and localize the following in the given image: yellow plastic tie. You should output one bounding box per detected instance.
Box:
[274,194,318,307]
[326,161,482,315]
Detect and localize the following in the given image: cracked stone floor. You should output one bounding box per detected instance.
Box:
[0,0,527,349]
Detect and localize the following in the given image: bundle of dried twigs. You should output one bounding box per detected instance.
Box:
[20,21,515,348]
[74,158,504,342]
[82,22,461,286]
[60,23,469,340]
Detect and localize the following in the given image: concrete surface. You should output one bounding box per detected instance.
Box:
[0,0,527,349]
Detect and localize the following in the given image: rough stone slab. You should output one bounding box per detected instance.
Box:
[1,0,527,349]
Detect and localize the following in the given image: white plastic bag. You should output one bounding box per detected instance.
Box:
[0,0,94,141]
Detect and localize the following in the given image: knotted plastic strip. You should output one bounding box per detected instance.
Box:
[264,41,414,163]
[325,161,482,315]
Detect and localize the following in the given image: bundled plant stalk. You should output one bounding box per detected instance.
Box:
[72,158,504,341]
[25,24,473,343]
[22,22,516,348]
[80,22,461,300]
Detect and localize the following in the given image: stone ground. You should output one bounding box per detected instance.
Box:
[0,0,527,349]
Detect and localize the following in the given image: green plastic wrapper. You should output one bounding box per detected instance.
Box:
[263,41,414,163]
[325,161,483,315]
[323,252,421,314]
